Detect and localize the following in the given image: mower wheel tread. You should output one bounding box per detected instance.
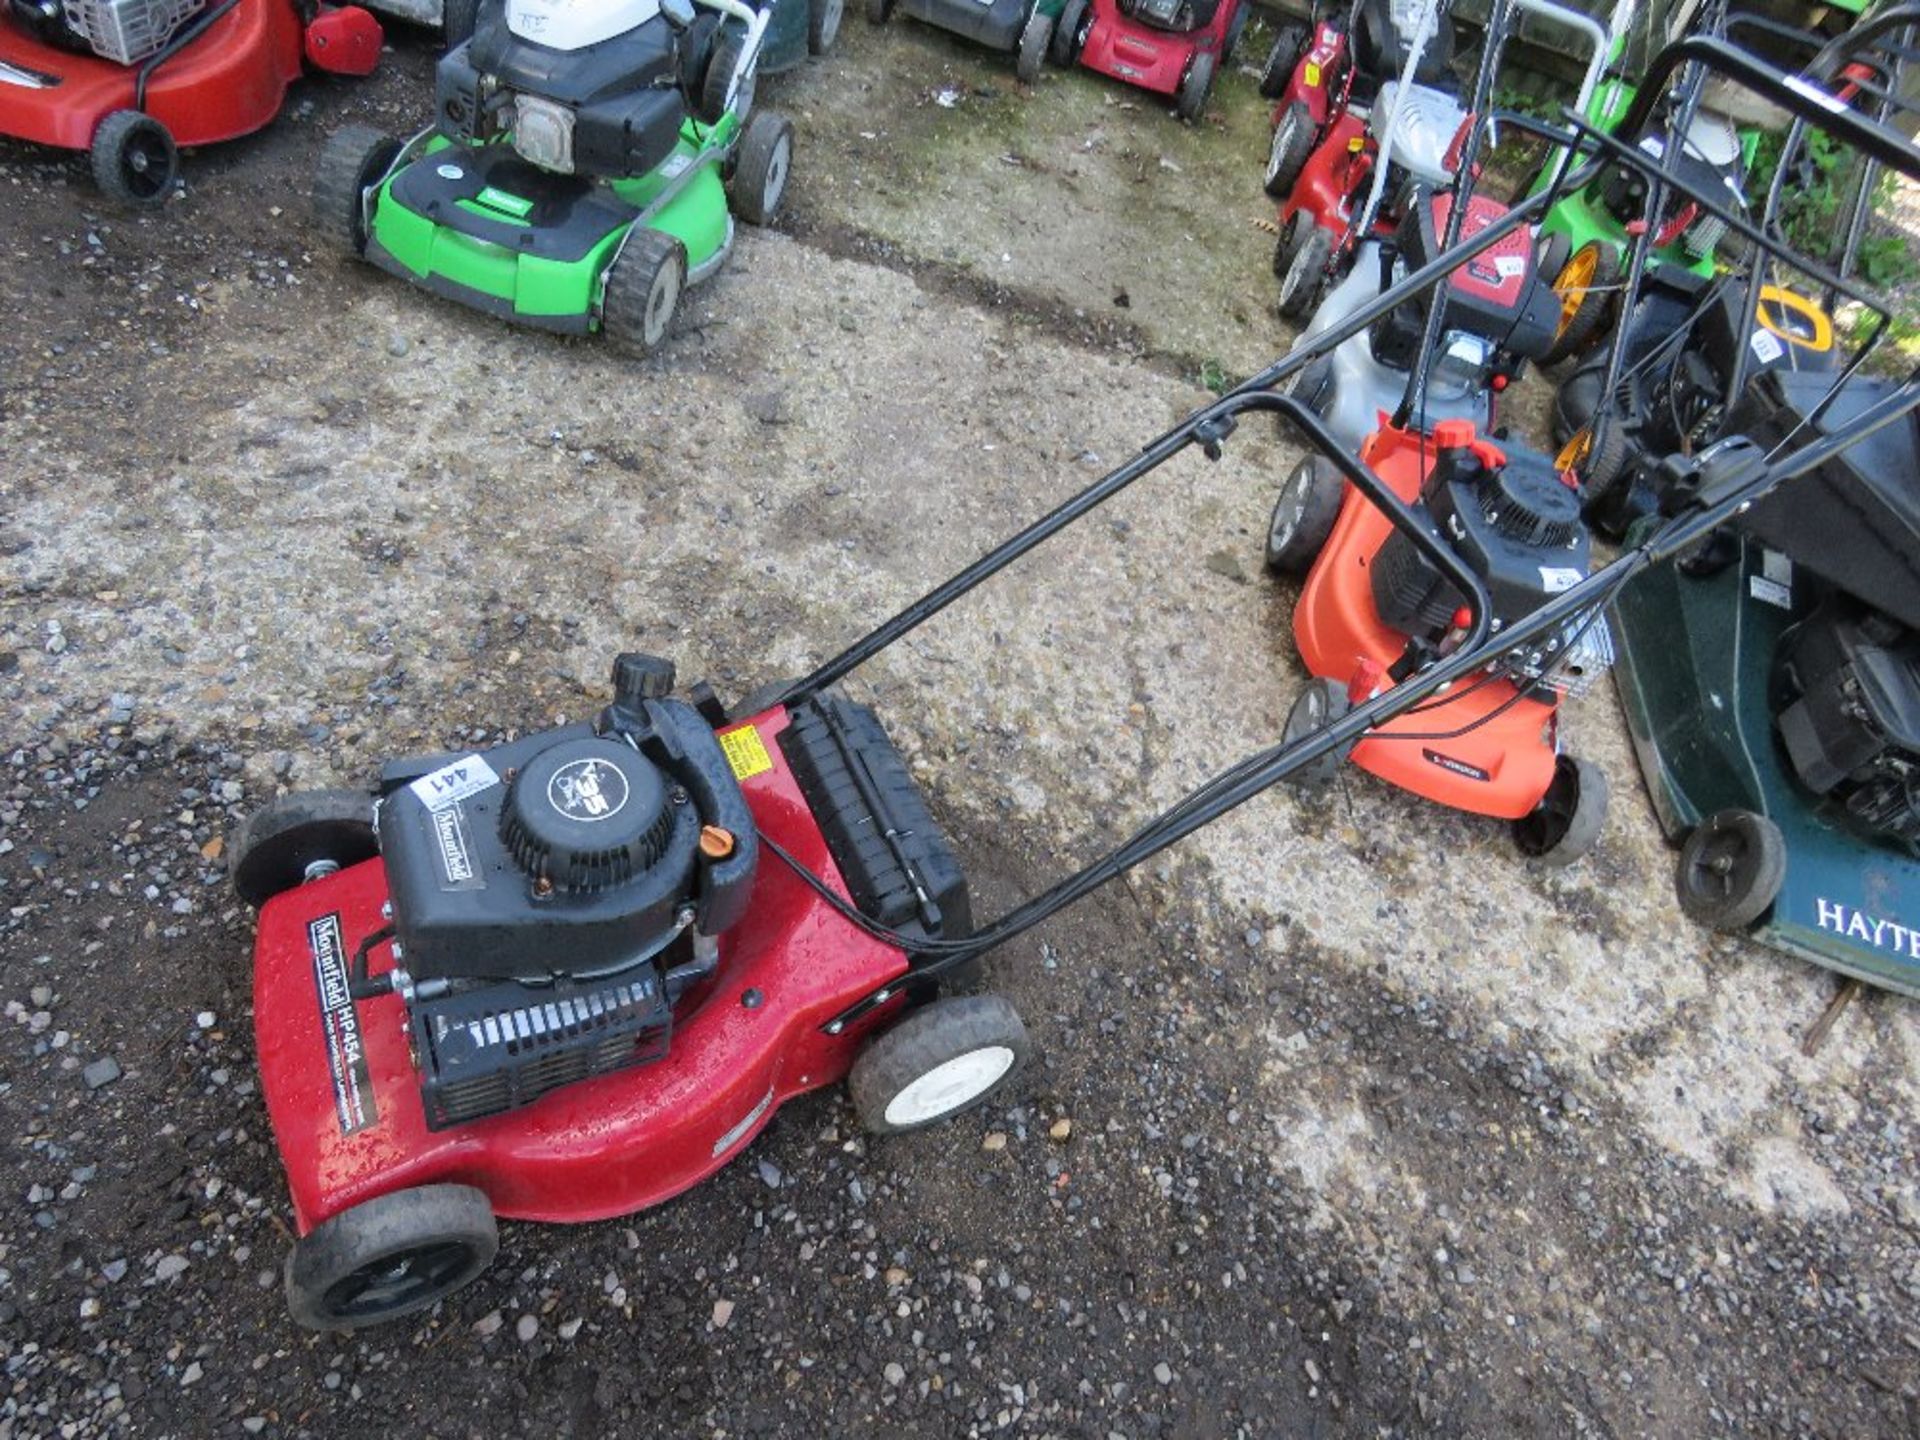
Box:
[1175,51,1215,123]
[731,111,794,226]
[1277,219,1331,320]
[91,110,178,208]
[602,229,688,355]
[808,0,843,52]
[850,994,1030,1135]
[312,124,402,258]
[699,27,751,125]
[286,1184,497,1331]
[1280,678,1354,785]
[1050,0,1087,65]
[442,0,478,43]
[228,788,379,908]
[1266,452,1342,575]
[1512,755,1608,867]
[1016,8,1053,84]
[1264,101,1316,200]
[1675,809,1787,931]
[1221,1,1247,64]
[1259,23,1307,97]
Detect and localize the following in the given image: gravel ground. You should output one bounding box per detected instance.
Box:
[2,15,1918,1440]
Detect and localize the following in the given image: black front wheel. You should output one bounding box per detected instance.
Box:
[1263,101,1315,200]
[1280,678,1354,786]
[809,0,844,52]
[1676,810,1787,931]
[312,124,402,258]
[91,110,177,207]
[1511,755,1608,866]
[286,1185,498,1331]
[1016,7,1053,83]
[1277,219,1331,320]
[228,789,379,907]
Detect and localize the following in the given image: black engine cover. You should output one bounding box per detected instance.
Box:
[435,6,704,180]
[1775,599,1920,843]
[376,694,756,983]
[1371,437,1590,644]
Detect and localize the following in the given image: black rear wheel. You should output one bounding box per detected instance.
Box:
[228,789,379,907]
[1259,22,1307,97]
[1175,51,1215,122]
[1277,219,1331,320]
[808,0,844,52]
[91,110,177,207]
[1676,810,1787,931]
[1051,0,1088,64]
[286,1185,498,1331]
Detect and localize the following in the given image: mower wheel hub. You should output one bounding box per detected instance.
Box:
[883,1045,1017,1127]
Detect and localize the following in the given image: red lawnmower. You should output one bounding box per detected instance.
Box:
[1052,0,1245,121]
[0,0,379,204]
[1259,0,1452,204]
[229,19,1920,1329]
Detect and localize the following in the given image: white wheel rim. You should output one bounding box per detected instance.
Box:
[645,261,681,345]
[1265,123,1287,184]
[818,0,842,45]
[762,134,791,215]
[1270,468,1309,551]
[883,1045,1015,1127]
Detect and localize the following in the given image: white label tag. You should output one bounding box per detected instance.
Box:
[409,755,501,811]
[1762,549,1794,586]
[1494,255,1526,279]
[1750,328,1785,366]
[658,152,692,179]
[1538,566,1583,594]
[1750,575,1793,609]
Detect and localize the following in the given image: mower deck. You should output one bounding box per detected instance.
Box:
[1610,539,1920,997]
[252,704,912,1234]
[1293,424,1565,820]
[366,123,736,334]
[0,0,302,150]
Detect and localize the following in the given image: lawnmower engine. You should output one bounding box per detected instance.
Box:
[435,0,746,179]
[1115,0,1216,35]
[1775,600,1920,848]
[1370,189,1559,397]
[370,654,757,1130]
[1369,424,1606,691]
[7,0,205,62]
[1599,112,1746,263]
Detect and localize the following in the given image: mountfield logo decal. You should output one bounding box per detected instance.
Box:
[309,914,378,1136]
[1814,898,1920,959]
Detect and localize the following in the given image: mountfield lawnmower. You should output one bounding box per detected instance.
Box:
[1052,0,1245,121]
[0,0,380,204]
[1257,0,1455,202]
[230,21,1920,1328]
[314,0,798,353]
[865,0,1063,85]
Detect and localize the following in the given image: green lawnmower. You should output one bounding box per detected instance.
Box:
[315,0,806,353]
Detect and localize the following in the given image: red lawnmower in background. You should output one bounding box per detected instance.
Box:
[1259,0,1452,202]
[1051,0,1245,121]
[0,0,379,203]
[227,18,1920,1330]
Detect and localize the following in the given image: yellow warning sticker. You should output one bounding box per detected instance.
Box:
[719,724,774,780]
[1304,60,1320,86]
